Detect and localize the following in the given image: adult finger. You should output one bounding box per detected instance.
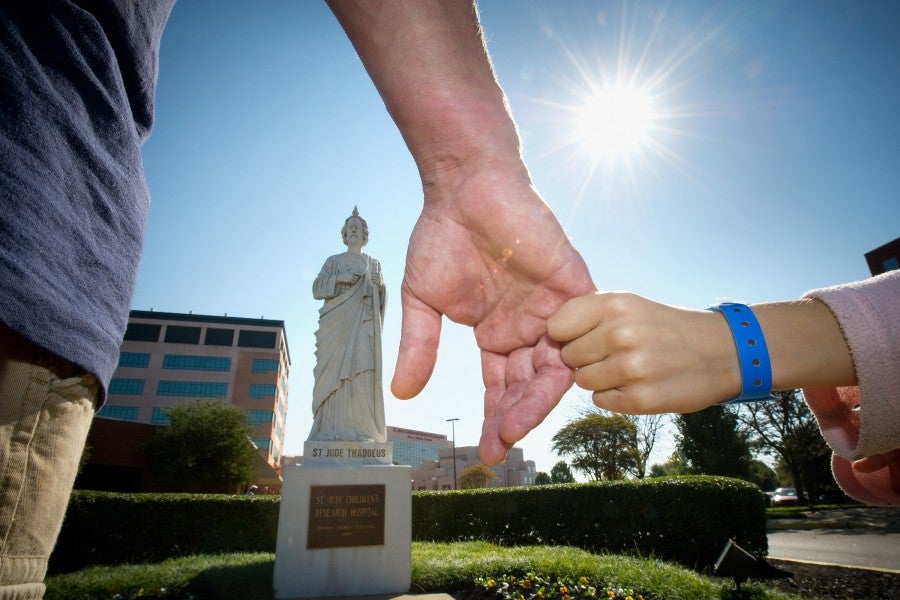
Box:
[496,338,573,447]
[479,350,514,465]
[391,289,442,399]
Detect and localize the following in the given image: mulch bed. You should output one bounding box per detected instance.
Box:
[756,559,900,600]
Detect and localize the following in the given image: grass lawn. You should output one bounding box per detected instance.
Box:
[45,542,804,600]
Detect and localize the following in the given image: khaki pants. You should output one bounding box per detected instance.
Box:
[0,325,97,600]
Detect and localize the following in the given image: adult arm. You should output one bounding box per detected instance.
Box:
[326,0,595,464]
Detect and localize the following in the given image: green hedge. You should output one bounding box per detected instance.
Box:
[49,491,280,575]
[411,475,767,568]
[51,476,765,574]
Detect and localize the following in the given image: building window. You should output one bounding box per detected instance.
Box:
[247,410,274,426]
[151,408,171,425]
[884,257,899,272]
[109,378,145,395]
[251,358,279,373]
[253,437,271,450]
[238,330,276,349]
[97,405,139,420]
[157,381,227,397]
[391,439,447,468]
[123,323,161,342]
[162,354,231,372]
[118,352,150,368]
[164,325,201,344]
[249,384,276,398]
[204,328,234,346]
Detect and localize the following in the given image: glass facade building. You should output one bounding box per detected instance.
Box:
[387,426,451,468]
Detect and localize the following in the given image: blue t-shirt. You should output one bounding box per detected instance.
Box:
[0,1,175,400]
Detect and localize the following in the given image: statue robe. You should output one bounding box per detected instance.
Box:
[308,251,386,442]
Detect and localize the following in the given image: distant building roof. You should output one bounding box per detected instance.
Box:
[129,309,284,328]
[128,309,290,362]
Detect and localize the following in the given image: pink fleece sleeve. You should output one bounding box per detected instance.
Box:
[801,269,900,506]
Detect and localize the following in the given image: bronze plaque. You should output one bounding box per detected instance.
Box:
[307,484,386,549]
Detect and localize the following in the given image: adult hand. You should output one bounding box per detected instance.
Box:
[327,0,592,463]
[391,165,595,465]
[548,292,739,414]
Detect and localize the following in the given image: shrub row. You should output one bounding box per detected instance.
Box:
[49,491,280,574]
[50,476,766,574]
[411,475,768,568]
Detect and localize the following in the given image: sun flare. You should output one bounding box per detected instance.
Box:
[573,86,656,161]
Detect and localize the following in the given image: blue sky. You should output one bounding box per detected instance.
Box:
[138,1,900,476]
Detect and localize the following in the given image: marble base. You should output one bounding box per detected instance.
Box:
[273,464,411,599]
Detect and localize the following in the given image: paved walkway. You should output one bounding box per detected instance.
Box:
[767,507,900,572]
[767,507,900,531]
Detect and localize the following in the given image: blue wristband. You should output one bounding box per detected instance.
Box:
[708,303,778,404]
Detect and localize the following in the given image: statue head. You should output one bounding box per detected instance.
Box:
[341,206,369,248]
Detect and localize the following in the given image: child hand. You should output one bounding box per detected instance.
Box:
[547,292,740,414]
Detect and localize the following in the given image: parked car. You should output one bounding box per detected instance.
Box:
[771,487,799,506]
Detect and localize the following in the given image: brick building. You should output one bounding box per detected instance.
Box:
[89,310,290,490]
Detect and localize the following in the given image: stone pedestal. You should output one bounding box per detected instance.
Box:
[273,444,411,599]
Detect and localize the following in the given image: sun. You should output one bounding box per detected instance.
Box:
[572,85,656,161]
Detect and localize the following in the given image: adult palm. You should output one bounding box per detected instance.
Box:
[391,168,595,465]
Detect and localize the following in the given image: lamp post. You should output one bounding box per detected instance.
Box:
[446,418,459,490]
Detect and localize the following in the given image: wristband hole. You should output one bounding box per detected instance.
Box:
[753,379,762,387]
[741,320,749,327]
[731,307,742,313]
[752,358,760,367]
[747,339,756,347]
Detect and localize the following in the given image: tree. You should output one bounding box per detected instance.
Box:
[578,401,665,479]
[533,471,552,485]
[649,453,690,478]
[629,413,666,479]
[552,413,639,481]
[675,404,752,479]
[144,399,257,492]
[550,460,575,484]
[458,463,498,489]
[737,390,833,503]
[748,460,779,491]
